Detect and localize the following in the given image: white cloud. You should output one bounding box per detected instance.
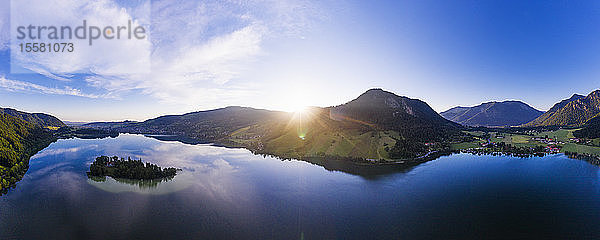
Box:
[10,0,152,74]
[24,66,75,82]
[0,1,8,50]
[3,0,327,108]
[0,75,99,98]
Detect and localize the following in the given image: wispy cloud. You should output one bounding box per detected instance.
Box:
[0,76,100,98]
[0,3,7,51]
[25,66,75,82]
[1,0,328,108]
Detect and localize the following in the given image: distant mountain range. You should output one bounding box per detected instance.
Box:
[0,107,65,128]
[84,107,286,141]
[84,89,461,160]
[80,88,600,159]
[5,87,600,161]
[523,90,600,127]
[440,101,543,127]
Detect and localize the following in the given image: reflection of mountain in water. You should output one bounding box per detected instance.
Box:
[145,135,209,145]
[88,175,175,189]
[293,152,452,179]
[147,134,453,179]
[291,157,417,179]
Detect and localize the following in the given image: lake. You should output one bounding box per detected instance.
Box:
[2,134,600,239]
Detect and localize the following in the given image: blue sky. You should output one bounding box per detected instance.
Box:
[1,0,600,122]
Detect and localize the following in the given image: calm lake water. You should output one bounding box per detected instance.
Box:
[3,134,600,239]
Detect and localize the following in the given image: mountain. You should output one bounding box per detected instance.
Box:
[0,108,65,128]
[440,101,544,127]
[523,90,600,127]
[84,89,461,161]
[522,94,585,127]
[329,88,460,140]
[439,107,470,122]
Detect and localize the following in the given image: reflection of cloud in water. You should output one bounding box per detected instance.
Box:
[30,145,98,160]
[87,155,248,201]
[26,168,88,204]
[194,158,241,202]
[26,162,72,179]
[26,134,260,203]
[143,144,252,201]
[86,136,258,201]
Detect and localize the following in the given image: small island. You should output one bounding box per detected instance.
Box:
[87,156,180,180]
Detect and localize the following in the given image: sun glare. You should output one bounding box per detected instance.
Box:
[287,104,314,140]
[291,105,309,114]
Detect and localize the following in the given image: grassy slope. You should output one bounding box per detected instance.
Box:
[229,125,400,160]
[220,108,413,160]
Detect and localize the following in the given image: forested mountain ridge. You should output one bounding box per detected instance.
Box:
[0,113,55,193]
[574,115,600,139]
[0,107,65,128]
[440,101,543,127]
[523,90,600,127]
[522,94,585,127]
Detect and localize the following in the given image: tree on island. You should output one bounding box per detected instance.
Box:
[87,156,180,180]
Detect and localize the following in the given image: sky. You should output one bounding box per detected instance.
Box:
[1,0,600,122]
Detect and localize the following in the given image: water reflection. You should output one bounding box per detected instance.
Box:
[145,134,209,145]
[148,134,423,179]
[30,145,98,160]
[88,175,174,188]
[4,134,600,239]
[87,176,182,194]
[25,134,262,200]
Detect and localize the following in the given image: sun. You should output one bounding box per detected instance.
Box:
[284,97,309,113]
[290,105,309,114]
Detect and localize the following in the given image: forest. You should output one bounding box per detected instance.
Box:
[0,113,55,194]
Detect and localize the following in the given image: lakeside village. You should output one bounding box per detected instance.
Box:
[464,136,563,156]
[456,130,600,159]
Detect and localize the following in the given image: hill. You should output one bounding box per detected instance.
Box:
[523,90,600,127]
[329,88,460,141]
[440,101,543,127]
[0,107,65,128]
[84,107,288,142]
